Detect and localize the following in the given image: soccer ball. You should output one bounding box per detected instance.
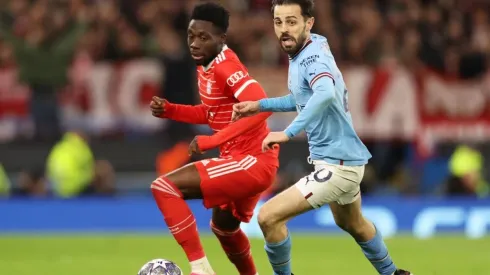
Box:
[138,259,183,275]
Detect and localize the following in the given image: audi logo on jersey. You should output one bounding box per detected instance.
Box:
[226,71,246,87]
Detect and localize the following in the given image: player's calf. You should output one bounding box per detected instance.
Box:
[331,205,375,242]
[210,212,257,275]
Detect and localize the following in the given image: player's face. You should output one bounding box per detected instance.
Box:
[273,4,314,55]
[187,20,225,66]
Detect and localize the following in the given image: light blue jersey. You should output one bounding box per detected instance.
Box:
[259,34,371,166]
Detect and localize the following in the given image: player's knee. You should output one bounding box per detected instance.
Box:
[257,206,279,232]
[335,217,364,236]
[211,209,241,232]
[335,218,352,233]
[150,176,183,199]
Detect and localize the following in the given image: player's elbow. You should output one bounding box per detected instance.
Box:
[319,91,335,105]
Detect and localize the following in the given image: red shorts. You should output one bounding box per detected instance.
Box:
[194,150,278,222]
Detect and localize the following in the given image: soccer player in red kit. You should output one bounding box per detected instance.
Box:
[149,3,278,275]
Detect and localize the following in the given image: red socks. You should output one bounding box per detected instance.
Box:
[211,221,257,275]
[151,176,205,262]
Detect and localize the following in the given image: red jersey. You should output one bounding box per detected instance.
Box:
[163,46,274,158]
[196,46,270,156]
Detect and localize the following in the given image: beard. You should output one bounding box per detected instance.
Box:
[279,27,308,56]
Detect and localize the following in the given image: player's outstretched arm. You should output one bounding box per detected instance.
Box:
[284,77,335,138]
[259,94,297,112]
[232,94,296,121]
[150,96,208,124]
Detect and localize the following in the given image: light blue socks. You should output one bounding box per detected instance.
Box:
[357,227,397,275]
[264,233,292,275]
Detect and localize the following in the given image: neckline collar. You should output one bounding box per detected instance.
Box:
[203,45,229,71]
[288,38,312,60]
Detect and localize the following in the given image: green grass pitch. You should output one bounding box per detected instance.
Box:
[0,234,488,274]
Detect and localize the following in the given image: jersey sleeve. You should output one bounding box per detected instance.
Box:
[215,60,266,101]
[259,94,297,112]
[163,102,208,124]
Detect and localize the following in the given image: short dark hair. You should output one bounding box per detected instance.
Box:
[271,0,315,18]
[191,1,230,33]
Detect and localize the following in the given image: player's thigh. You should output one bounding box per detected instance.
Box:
[153,162,202,199]
[258,185,313,226]
[295,164,364,208]
[195,155,275,209]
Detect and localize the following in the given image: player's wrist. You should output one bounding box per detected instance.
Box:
[161,100,174,118]
[258,99,267,112]
[196,135,214,151]
[284,129,295,139]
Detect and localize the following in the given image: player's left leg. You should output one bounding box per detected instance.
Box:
[325,165,412,275]
[151,163,215,275]
[330,198,395,274]
[211,207,258,275]
[330,198,412,275]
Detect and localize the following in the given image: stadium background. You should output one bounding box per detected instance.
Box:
[0,0,489,274]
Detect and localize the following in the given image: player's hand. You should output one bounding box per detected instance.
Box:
[150,96,166,118]
[188,136,206,156]
[232,101,260,121]
[262,131,289,152]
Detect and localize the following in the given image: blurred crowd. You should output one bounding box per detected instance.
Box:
[1,0,489,74]
[0,0,489,198]
[0,0,489,135]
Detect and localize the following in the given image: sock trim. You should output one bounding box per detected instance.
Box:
[210,221,241,236]
[271,259,291,266]
[266,233,291,247]
[168,215,196,235]
[357,224,380,245]
[369,252,389,262]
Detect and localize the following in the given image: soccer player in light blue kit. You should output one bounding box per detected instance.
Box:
[232,1,413,274]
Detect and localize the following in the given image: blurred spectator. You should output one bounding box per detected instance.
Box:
[0,163,10,196]
[10,168,49,197]
[0,0,88,140]
[46,131,115,197]
[445,145,489,197]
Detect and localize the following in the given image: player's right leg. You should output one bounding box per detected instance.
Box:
[150,163,215,275]
[257,185,313,275]
[294,163,412,275]
[199,154,277,275]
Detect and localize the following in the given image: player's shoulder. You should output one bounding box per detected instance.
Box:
[304,34,330,58]
[298,34,332,68]
[214,46,248,78]
[214,46,243,68]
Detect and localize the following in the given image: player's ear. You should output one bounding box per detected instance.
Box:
[306,17,315,32]
[220,33,227,44]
